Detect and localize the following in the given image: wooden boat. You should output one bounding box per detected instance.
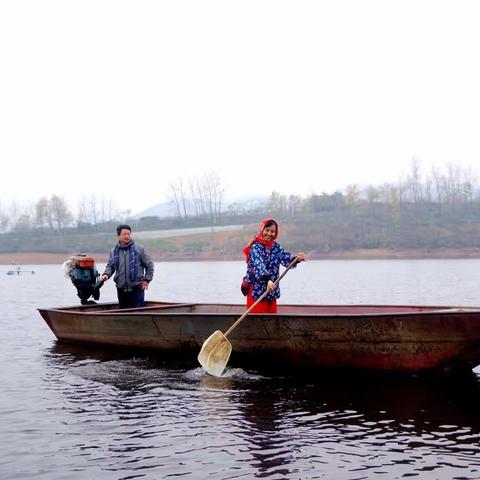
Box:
[38,301,480,372]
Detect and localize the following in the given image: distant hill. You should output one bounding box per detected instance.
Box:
[134,202,176,218]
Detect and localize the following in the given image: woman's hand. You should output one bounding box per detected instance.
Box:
[295,252,306,263]
[267,280,276,292]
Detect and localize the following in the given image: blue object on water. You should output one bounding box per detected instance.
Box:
[5,270,35,275]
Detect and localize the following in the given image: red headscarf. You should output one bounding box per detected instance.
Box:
[243,218,279,261]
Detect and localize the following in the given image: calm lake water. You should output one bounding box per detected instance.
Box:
[2,259,480,479]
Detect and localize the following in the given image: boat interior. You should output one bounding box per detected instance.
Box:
[50,301,479,316]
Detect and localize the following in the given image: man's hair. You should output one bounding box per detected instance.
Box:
[116,224,132,235]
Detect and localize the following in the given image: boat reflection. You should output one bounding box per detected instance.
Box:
[43,342,480,478]
[44,341,480,430]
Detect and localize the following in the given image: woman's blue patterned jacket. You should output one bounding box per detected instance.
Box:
[244,242,296,300]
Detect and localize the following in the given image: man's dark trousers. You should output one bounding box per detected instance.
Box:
[117,288,145,309]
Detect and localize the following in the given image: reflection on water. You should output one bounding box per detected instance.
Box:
[18,343,478,479]
[2,261,480,479]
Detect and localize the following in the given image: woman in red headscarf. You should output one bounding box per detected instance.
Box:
[241,218,305,313]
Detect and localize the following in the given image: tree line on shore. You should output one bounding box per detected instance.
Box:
[1,162,479,255]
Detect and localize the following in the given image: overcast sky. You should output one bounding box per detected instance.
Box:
[1,1,479,214]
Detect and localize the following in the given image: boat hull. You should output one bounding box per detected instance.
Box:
[38,302,480,372]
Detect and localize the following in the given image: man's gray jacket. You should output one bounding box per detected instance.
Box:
[103,243,154,290]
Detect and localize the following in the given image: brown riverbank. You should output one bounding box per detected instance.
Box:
[2,248,480,265]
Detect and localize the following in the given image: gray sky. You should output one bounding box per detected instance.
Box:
[1,1,479,214]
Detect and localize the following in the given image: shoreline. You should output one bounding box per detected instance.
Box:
[1,248,480,265]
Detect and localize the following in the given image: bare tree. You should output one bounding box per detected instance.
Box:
[202,171,223,224]
[0,211,9,232]
[9,200,19,229]
[396,174,407,205]
[177,178,189,218]
[50,195,73,230]
[424,174,433,203]
[188,178,201,216]
[287,195,302,216]
[166,171,225,221]
[0,202,10,232]
[267,191,286,214]
[77,194,118,224]
[344,184,360,205]
[35,196,51,228]
[430,166,444,203]
[77,195,89,224]
[88,195,99,224]
[15,213,32,231]
[168,178,185,219]
[406,158,423,204]
[365,185,381,203]
[460,165,476,203]
[11,202,35,231]
[193,177,207,216]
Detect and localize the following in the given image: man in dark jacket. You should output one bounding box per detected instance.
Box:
[100,224,154,309]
